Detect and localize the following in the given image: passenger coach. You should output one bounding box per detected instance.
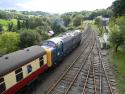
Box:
[0,46,48,94]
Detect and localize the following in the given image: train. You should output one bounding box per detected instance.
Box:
[0,30,82,94]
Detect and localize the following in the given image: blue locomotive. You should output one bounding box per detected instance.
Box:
[42,30,82,66]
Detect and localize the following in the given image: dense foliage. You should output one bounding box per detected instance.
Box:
[88,9,112,20]
[0,24,3,32]
[95,17,102,32]
[19,30,41,48]
[0,32,20,55]
[109,1,125,93]
[109,0,125,52]
[109,16,125,52]
[112,0,125,16]
[0,9,112,55]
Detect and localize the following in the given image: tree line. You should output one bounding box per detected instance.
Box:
[0,16,51,55]
[94,0,125,52]
[108,0,125,52]
[0,9,112,55]
[0,10,85,55]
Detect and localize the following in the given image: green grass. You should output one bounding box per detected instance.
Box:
[110,49,125,94]
[0,19,10,26]
[11,19,17,25]
[0,19,17,25]
[0,19,17,31]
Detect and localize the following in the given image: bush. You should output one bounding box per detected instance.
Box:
[73,15,83,27]
[19,30,41,48]
[0,32,20,54]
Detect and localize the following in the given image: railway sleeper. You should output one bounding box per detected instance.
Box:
[86,89,95,94]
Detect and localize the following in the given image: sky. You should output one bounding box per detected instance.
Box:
[0,0,115,14]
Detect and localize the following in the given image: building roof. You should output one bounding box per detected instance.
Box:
[0,45,45,77]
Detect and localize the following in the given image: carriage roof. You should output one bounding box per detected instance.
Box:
[0,45,45,77]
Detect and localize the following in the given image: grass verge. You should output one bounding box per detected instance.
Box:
[110,48,125,94]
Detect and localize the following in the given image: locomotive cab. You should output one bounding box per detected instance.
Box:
[42,37,64,66]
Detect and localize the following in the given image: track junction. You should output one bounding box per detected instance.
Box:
[46,27,116,94]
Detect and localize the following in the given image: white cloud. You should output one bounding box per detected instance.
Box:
[17,0,115,13]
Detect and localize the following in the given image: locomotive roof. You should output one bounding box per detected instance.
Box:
[47,37,62,44]
[42,30,82,47]
[0,45,46,77]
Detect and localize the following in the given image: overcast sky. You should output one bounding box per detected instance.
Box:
[0,0,115,14]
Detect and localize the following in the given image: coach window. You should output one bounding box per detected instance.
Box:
[0,77,6,94]
[27,65,32,73]
[15,68,23,82]
[39,57,44,67]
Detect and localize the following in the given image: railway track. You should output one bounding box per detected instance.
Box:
[80,36,116,94]
[46,29,116,94]
[46,29,95,94]
[17,26,92,94]
[96,35,116,94]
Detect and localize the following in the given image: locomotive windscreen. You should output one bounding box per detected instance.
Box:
[43,41,56,47]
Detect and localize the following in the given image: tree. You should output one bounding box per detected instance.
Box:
[8,22,14,31]
[35,25,51,34]
[52,24,66,34]
[61,14,71,27]
[25,19,30,29]
[51,17,66,33]
[24,17,51,29]
[109,31,125,52]
[0,32,20,55]
[73,15,83,27]
[112,0,125,16]
[35,26,50,40]
[19,30,41,48]
[116,16,125,31]
[0,24,3,32]
[109,16,125,52]
[17,19,21,30]
[95,17,102,26]
[88,9,112,20]
[95,17,103,35]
